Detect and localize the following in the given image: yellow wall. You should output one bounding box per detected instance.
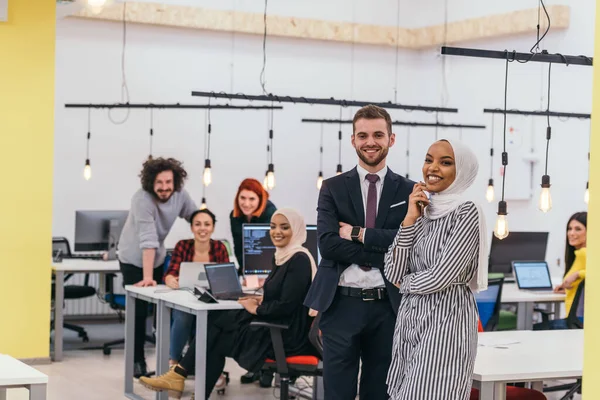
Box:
[0,1,55,359]
[584,1,600,395]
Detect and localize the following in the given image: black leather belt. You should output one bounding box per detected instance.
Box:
[338,286,388,301]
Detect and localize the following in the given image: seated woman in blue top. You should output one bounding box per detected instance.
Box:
[140,208,317,399]
[163,209,229,367]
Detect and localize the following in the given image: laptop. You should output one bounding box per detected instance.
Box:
[512,260,554,292]
[179,262,211,290]
[205,263,245,301]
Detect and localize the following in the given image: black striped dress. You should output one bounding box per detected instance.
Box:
[384,201,480,400]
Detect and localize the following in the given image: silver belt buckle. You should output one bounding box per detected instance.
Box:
[361,288,375,301]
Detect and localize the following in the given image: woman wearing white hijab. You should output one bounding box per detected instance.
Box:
[140,208,318,399]
[384,139,487,400]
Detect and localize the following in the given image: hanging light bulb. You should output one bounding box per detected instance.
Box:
[263,171,269,190]
[88,0,107,14]
[538,174,552,213]
[203,159,212,187]
[485,179,495,203]
[266,163,276,190]
[83,159,92,181]
[200,197,208,210]
[584,182,589,205]
[317,171,324,190]
[336,164,343,176]
[494,201,509,240]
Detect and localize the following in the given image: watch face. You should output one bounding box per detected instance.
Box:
[351,226,361,237]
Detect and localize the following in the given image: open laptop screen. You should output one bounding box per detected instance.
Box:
[513,261,552,290]
[205,263,243,296]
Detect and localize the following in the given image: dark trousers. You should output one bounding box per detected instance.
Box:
[179,311,236,398]
[120,262,163,363]
[319,293,396,400]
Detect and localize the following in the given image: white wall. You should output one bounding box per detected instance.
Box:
[54,0,594,274]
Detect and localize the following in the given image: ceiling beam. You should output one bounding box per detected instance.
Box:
[69,3,570,50]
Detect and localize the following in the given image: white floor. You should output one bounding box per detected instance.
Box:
[5,348,581,400]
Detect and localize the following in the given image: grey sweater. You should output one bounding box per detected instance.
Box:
[118,188,197,268]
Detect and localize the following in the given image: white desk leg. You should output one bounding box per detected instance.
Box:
[53,270,65,362]
[29,384,47,400]
[479,382,506,400]
[0,387,6,400]
[517,302,534,330]
[156,301,170,400]
[124,292,136,396]
[531,381,543,392]
[194,310,208,400]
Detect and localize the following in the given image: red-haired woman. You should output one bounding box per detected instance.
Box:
[229,178,277,275]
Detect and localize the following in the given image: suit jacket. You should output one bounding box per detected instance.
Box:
[304,166,414,314]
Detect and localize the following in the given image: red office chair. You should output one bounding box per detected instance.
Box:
[470,320,547,400]
[251,313,323,400]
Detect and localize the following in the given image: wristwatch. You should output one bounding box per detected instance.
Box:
[351,226,362,243]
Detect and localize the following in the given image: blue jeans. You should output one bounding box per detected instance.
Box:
[170,310,196,362]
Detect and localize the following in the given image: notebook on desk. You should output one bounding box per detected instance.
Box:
[512,260,554,292]
[205,263,245,301]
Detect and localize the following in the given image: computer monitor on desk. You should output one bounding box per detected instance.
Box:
[74,210,128,260]
[488,231,548,280]
[242,223,320,276]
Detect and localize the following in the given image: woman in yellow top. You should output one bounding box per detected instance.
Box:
[554,212,587,319]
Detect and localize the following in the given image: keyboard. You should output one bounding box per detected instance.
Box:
[66,253,105,260]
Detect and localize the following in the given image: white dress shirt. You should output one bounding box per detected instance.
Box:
[338,164,387,288]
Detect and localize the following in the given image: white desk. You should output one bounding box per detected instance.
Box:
[0,354,48,400]
[124,286,242,400]
[473,330,583,400]
[51,259,120,361]
[500,282,565,330]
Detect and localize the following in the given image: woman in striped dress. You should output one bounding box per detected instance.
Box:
[384,139,487,400]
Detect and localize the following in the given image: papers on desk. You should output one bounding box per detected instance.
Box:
[478,339,521,349]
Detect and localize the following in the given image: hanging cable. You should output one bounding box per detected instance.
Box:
[148,109,154,159]
[203,105,213,187]
[486,114,495,202]
[494,57,510,239]
[538,62,553,212]
[317,123,324,189]
[108,1,131,124]
[337,106,343,175]
[230,0,236,92]
[393,0,401,103]
[405,126,410,179]
[84,109,92,181]
[259,0,269,95]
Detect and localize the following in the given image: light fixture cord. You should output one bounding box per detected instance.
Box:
[86,108,91,159]
[149,109,153,157]
[501,57,509,202]
[319,123,324,172]
[544,62,552,176]
[490,113,495,179]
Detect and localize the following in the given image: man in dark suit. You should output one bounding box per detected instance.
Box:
[305,105,413,399]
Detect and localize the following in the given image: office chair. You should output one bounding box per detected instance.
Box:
[100,251,174,356]
[51,237,97,343]
[535,281,585,400]
[252,314,323,400]
[474,277,504,331]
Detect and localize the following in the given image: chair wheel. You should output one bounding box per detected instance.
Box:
[103,347,111,355]
[82,336,89,343]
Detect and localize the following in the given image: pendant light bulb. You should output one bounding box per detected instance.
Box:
[538,175,552,213]
[266,163,276,190]
[203,159,212,187]
[485,179,495,203]
[317,171,324,190]
[585,182,589,205]
[83,159,92,181]
[493,201,509,240]
[200,197,207,210]
[336,164,343,176]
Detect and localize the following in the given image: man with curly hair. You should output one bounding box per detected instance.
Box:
[118,157,197,378]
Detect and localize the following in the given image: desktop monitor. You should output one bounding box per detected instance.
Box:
[242,223,320,275]
[74,210,129,257]
[488,231,548,276]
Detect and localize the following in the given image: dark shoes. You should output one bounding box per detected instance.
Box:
[240,371,274,387]
[134,360,151,379]
[240,371,260,384]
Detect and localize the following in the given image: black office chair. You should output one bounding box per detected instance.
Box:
[51,237,97,342]
[536,280,585,400]
[252,313,323,400]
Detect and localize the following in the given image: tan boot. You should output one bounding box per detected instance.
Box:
[139,368,185,399]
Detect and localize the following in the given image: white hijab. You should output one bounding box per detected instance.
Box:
[424,139,488,292]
